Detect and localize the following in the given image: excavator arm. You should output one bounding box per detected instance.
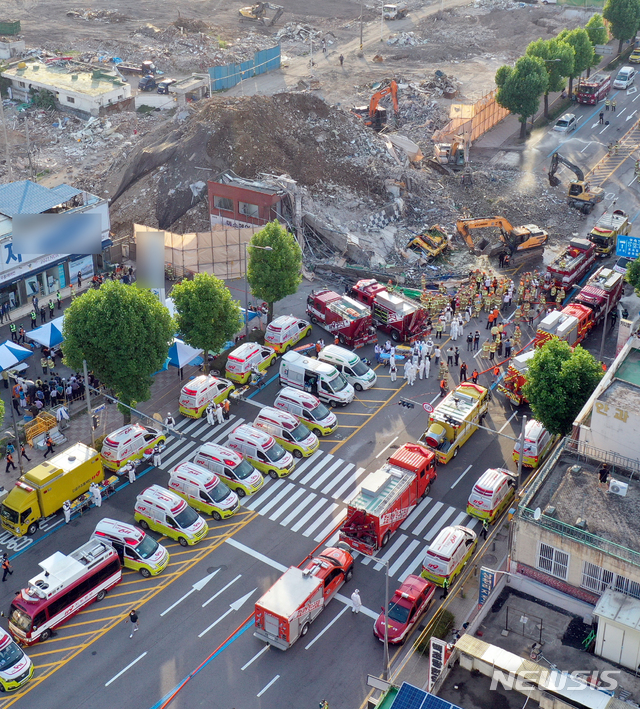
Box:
[548,152,585,187]
[456,217,514,251]
[369,80,399,116]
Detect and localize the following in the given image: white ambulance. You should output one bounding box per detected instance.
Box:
[279,351,354,407]
[318,344,376,391]
[264,315,312,353]
[193,443,264,497]
[226,424,295,478]
[178,374,235,418]
[421,525,477,586]
[100,424,166,473]
[273,387,338,437]
[134,485,208,546]
[169,462,239,520]
[225,342,277,384]
[253,407,319,458]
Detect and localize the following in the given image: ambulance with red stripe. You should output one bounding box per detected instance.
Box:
[178,375,235,418]
[100,424,166,473]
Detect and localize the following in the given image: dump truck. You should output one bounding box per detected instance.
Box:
[548,152,604,214]
[587,209,631,258]
[254,546,354,650]
[306,289,377,349]
[422,382,490,464]
[349,278,428,342]
[406,225,449,260]
[456,217,548,261]
[545,238,595,290]
[116,60,157,76]
[0,443,103,537]
[239,2,284,25]
[383,3,408,19]
[339,443,437,555]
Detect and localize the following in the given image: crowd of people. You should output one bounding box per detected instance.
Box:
[8,370,102,419]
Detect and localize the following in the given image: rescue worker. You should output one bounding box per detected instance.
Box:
[471,368,479,384]
[63,500,71,524]
[30,309,37,329]
[605,98,610,111]
[222,398,230,420]
[424,355,431,379]
[441,577,449,599]
[153,445,163,469]
[206,403,215,427]
[389,360,397,382]
[611,99,616,112]
[439,377,448,398]
[351,589,362,614]
[407,361,416,386]
[5,452,15,473]
[481,519,489,540]
[127,462,136,484]
[165,412,175,429]
[215,403,224,425]
[90,482,102,508]
[9,322,16,341]
[1,556,13,582]
[493,365,500,383]
[459,361,468,383]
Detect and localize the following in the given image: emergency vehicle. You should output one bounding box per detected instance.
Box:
[497,350,535,406]
[339,443,436,554]
[466,468,517,524]
[512,419,558,469]
[318,344,377,391]
[576,72,611,104]
[0,628,33,691]
[134,485,209,546]
[587,209,630,258]
[226,424,295,478]
[254,546,354,650]
[264,315,312,353]
[100,424,166,472]
[305,288,377,349]
[92,518,169,577]
[9,539,121,645]
[421,525,477,586]
[225,342,277,384]
[349,278,427,342]
[423,383,490,464]
[193,443,264,497]
[273,387,338,437]
[279,351,354,407]
[168,462,240,520]
[373,575,436,645]
[253,407,319,458]
[545,238,595,290]
[178,374,235,418]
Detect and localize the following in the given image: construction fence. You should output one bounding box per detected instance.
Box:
[208,45,281,92]
[432,89,510,144]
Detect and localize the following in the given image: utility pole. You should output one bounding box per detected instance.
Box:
[380,2,384,42]
[370,554,390,680]
[0,94,13,181]
[360,0,364,50]
[9,395,24,475]
[83,359,94,447]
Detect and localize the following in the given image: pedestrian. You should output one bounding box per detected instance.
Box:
[222,398,230,420]
[339,54,344,67]
[454,347,460,367]
[434,346,441,367]
[473,331,480,351]
[424,355,431,379]
[599,111,604,124]
[128,609,139,638]
[206,403,215,427]
[77,271,82,288]
[389,360,397,382]
[165,412,175,429]
[440,377,447,397]
[321,38,326,54]
[446,347,454,366]
[48,299,55,320]
[466,332,473,351]
[598,463,610,488]
[460,361,468,383]
[18,325,25,344]
[43,434,54,458]
[63,500,71,524]
[128,462,136,484]
[215,403,224,425]
[481,519,489,540]
[440,577,449,599]
[504,338,512,359]
[153,445,163,469]
[1,556,12,582]
[19,444,29,462]
[471,368,479,384]
[612,99,616,112]
[56,290,62,310]
[605,98,610,111]
[5,453,15,473]
[91,482,102,508]
[350,589,361,614]
[11,397,20,414]
[493,365,500,383]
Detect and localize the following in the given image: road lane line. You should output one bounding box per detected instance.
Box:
[424,508,457,541]
[243,478,284,510]
[451,464,473,489]
[253,482,295,516]
[280,492,317,527]
[400,496,433,531]
[331,466,366,500]
[400,548,428,582]
[498,411,518,433]
[257,674,280,697]
[411,501,443,537]
[304,502,340,537]
[375,435,398,459]
[289,449,324,480]
[580,141,592,153]
[241,645,269,670]
[225,538,287,572]
[202,574,242,608]
[269,487,306,522]
[198,608,233,637]
[449,511,468,528]
[310,459,346,490]
[334,592,378,619]
[305,606,349,649]
[628,175,638,187]
[293,454,335,484]
[322,463,356,496]
[389,539,422,578]
[105,652,147,687]
[291,497,327,532]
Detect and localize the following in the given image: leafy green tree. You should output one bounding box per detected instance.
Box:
[585,13,609,75]
[495,56,549,139]
[171,273,242,373]
[603,0,640,55]
[558,28,594,97]
[523,339,603,435]
[62,281,174,424]
[526,38,575,118]
[246,221,302,323]
[625,256,640,295]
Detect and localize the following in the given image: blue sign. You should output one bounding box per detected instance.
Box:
[478,568,496,607]
[616,235,640,259]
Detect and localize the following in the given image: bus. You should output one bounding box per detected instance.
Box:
[8,539,121,646]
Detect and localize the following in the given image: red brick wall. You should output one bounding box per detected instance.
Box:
[516,563,600,605]
[207,180,282,226]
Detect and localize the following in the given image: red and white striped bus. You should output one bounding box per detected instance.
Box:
[8,539,121,646]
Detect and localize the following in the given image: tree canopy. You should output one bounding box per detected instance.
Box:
[523,339,603,435]
[585,13,609,71]
[558,28,595,95]
[526,38,575,117]
[625,256,640,295]
[495,55,549,139]
[171,273,242,372]
[603,0,640,54]
[62,281,174,423]
[246,221,303,323]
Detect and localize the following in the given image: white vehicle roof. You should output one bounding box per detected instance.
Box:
[93,518,145,546]
[170,461,219,488]
[103,424,157,448]
[267,315,303,331]
[276,386,323,409]
[281,350,338,376]
[256,566,322,616]
[472,468,516,495]
[181,374,231,394]
[137,484,186,514]
[196,442,244,467]
[427,525,476,559]
[255,406,299,430]
[227,342,272,362]
[228,423,275,448]
[319,344,360,365]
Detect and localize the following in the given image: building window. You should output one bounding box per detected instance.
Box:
[537,543,569,580]
[18,81,25,88]
[581,562,640,600]
[66,96,75,104]
[239,202,259,219]
[214,196,234,212]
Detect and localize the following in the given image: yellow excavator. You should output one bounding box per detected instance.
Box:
[406,225,449,260]
[456,217,548,261]
[239,2,284,25]
[548,152,604,215]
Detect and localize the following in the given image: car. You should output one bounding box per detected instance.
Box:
[157,78,177,95]
[613,256,633,275]
[630,48,640,64]
[373,575,436,644]
[553,113,578,133]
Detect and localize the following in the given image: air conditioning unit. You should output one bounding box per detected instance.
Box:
[609,480,629,497]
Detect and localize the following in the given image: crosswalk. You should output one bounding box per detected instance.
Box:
[158,413,480,582]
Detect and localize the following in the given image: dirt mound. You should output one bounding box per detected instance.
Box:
[173,17,209,32]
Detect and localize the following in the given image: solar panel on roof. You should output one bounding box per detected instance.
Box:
[391,684,465,709]
[422,694,460,709]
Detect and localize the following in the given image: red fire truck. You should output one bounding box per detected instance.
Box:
[576,72,611,105]
[349,279,428,342]
[305,288,377,349]
[254,546,354,650]
[339,443,437,555]
[545,238,595,290]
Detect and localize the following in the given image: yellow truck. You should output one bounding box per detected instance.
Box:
[422,382,489,464]
[0,443,103,536]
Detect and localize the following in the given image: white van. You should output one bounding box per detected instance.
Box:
[226,424,295,478]
[466,468,517,524]
[100,424,166,473]
[253,406,319,458]
[274,387,337,437]
[512,419,557,469]
[92,518,169,577]
[169,462,239,520]
[421,525,477,586]
[318,344,376,391]
[279,351,354,407]
[225,342,277,384]
[0,627,33,691]
[264,315,312,353]
[178,375,235,418]
[613,66,636,89]
[134,484,209,546]
[194,443,264,497]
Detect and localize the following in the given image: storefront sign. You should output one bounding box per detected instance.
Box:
[478,567,496,607]
[58,263,66,289]
[69,254,95,282]
[428,637,451,691]
[0,251,66,287]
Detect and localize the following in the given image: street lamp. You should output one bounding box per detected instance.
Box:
[244,243,272,338]
[370,554,391,681]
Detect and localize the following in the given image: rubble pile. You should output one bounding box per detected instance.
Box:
[172,17,210,33]
[386,32,428,47]
[67,8,130,22]
[276,23,322,43]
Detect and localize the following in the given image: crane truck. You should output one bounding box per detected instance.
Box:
[455,217,548,261]
[352,81,398,131]
[548,152,604,214]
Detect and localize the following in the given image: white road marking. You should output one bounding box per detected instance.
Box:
[305,606,349,649]
[400,496,432,531]
[280,492,318,527]
[331,466,366,501]
[295,454,335,484]
[202,574,242,608]
[162,441,199,470]
[628,175,638,187]
[313,508,347,542]
[375,436,399,459]
[253,482,294,516]
[334,592,379,619]
[599,124,610,134]
[450,464,473,489]
[617,108,627,118]
[289,450,324,480]
[322,463,356,496]
[424,508,457,541]
[182,417,204,435]
[257,674,280,697]
[498,410,518,433]
[243,478,284,511]
[269,487,306,522]
[411,501,444,537]
[310,459,346,490]
[449,511,468,528]
[626,109,638,121]
[160,570,220,616]
[241,645,269,671]
[400,547,428,582]
[581,141,593,153]
[374,534,410,571]
[389,539,422,577]
[105,653,147,687]
[225,538,287,572]
[304,502,340,538]
[198,588,257,638]
[290,496,327,532]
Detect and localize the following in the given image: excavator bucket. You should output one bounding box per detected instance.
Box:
[268,6,284,24]
[549,174,561,188]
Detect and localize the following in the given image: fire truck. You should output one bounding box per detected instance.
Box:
[254,546,354,650]
[576,72,611,105]
[339,443,437,555]
[587,209,631,258]
[349,278,428,342]
[498,351,535,406]
[545,238,595,290]
[423,382,490,464]
[305,288,377,349]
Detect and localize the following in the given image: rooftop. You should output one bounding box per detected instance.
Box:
[3,60,127,96]
[0,180,81,217]
[615,347,640,388]
[214,170,284,195]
